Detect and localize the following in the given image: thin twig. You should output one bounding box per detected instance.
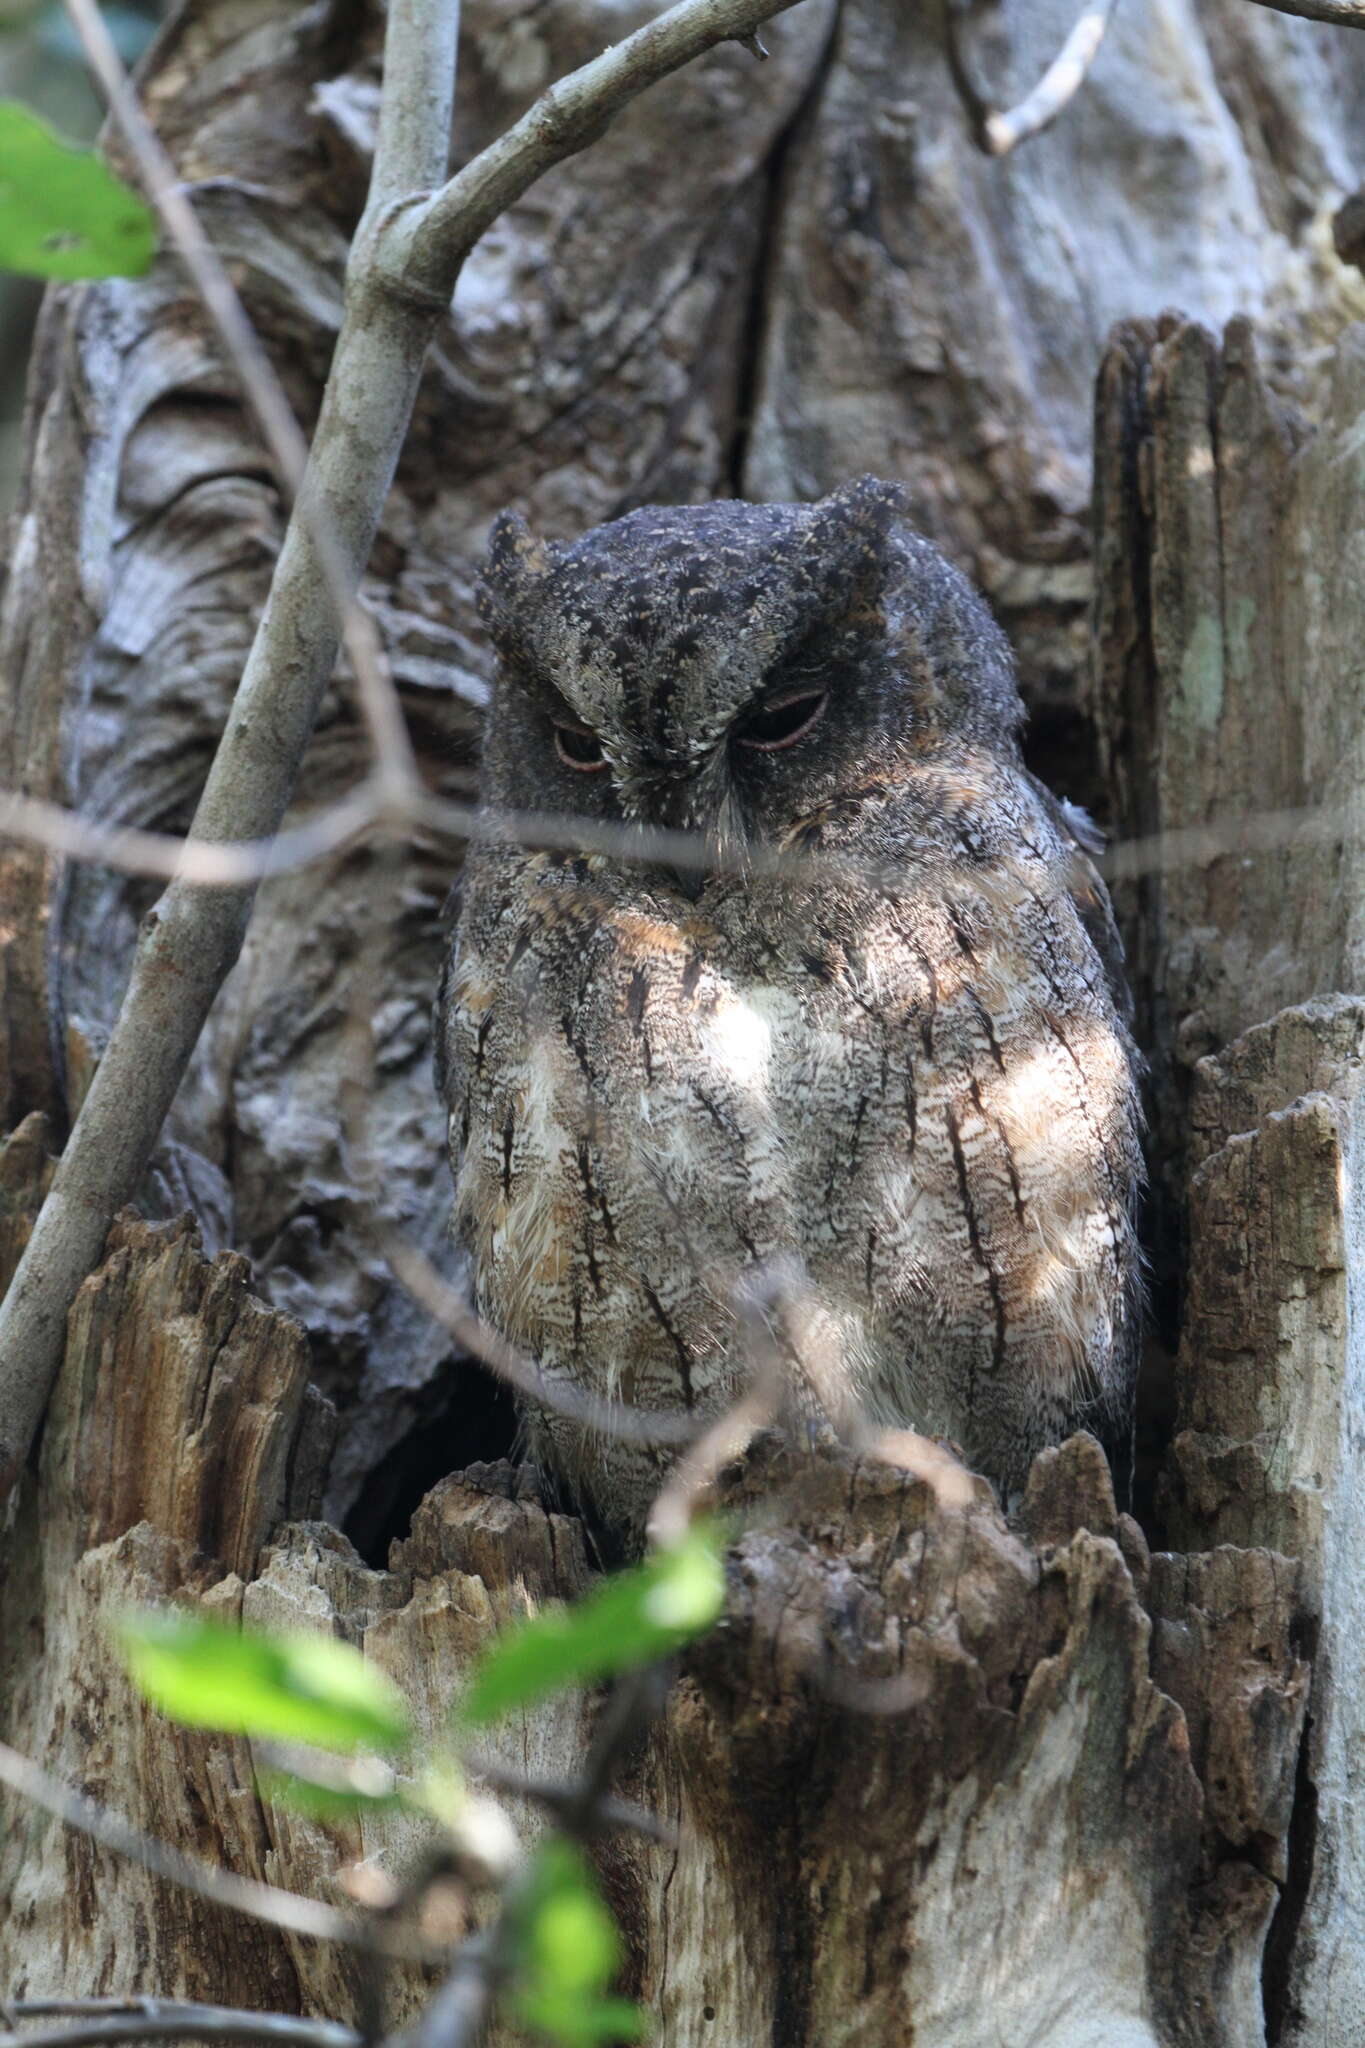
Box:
[379,1230,699,1448]
[0,1742,431,1960]
[0,2007,358,2048]
[396,1667,663,2048]
[1243,0,1365,21]
[396,1945,494,2048]
[646,1273,791,1549]
[0,784,381,884]
[463,1753,676,1846]
[8,2007,204,2020]
[62,0,417,795]
[4,740,1352,903]
[941,0,1120,157]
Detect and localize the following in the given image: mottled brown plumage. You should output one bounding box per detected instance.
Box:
[436,479,1141,1536]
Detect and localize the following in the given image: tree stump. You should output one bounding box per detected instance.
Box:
[6,2,1365,2041]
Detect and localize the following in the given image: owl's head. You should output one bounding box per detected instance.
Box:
[476,477,1023,886]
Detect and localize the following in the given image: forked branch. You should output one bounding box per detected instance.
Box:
[397,0,808,296]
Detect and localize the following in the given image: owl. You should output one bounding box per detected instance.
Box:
[436,478,1142,1539]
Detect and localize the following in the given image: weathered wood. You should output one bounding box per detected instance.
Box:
[7,0,1365,1537]
[0,1193,1310,2046]
[745,0,1365,782]
[1159,1000,1365,2045]
[1092,309,1365,2043]
[7,0,1365,2039]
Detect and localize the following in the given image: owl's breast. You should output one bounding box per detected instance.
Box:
[441,862,807,1415]
[440,842,1139,1482]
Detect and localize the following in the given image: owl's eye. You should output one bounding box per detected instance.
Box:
[734,687,828,752]
[553,720,607,772]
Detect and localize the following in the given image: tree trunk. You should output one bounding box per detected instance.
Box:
[5,0,1365,2039]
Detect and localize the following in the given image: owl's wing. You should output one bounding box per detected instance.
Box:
[1029,779,1134,1031]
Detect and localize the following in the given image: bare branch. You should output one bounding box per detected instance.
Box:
[371,0,465,208]
[0,0,462,1499]
[8,2006,207,2019]
[398,0,811,296]
[56,773,1365,893]
[1242,0,1365,22]
[462,1755,676,1846]
[646,1273,790,1549]
[62,0,417,793]
[0,785,381,885]
[1,763,1356,903]
[0,2004,358,2048]
[397,1948,493,2048]
[0,1742,420,1956]
[941,0,1119,158]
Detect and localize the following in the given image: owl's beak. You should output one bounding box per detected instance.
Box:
[638,762,735,902]
[666,862,707,903]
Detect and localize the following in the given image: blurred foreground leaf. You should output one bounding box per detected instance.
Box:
[457,1523,726,1731]
[509,1841,648,2047]
[0,99,155,279]
[121,1609,411,1755]
[256,1754,403,1820]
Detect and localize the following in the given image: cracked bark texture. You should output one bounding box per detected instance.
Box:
[1092,310,1365,2040]
[0,1178,1310,2046]
[5,0,1365,2040]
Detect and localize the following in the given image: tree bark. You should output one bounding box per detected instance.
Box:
[5,0,1365,2040]
[1092,309,1365,2045]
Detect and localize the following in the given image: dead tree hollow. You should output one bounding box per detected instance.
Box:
[6,1,1365,2040]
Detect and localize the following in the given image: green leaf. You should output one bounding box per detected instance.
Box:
[513,1993,649,2047]
[457,1524,726,1732]
[507,1843,649,2047]
[0,100,155,280]
[256,1757,403,1820]
[120,1610,411,1755]
[412,1757,467,1831]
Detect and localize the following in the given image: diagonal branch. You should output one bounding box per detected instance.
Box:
[0,2007,360,2048]
[940,0,1119,158]
[0,1742,431,1958]
[1242,0,1365,20]
[0,0,462,1503]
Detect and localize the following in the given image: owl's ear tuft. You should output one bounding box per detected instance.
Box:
[480,510,563,615]
[808,476,908,560]
[801,476,909,618]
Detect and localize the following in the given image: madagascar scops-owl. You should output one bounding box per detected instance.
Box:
[436,478,1141,1535]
